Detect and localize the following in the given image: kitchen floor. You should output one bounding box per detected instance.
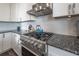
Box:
[0,49,17,56]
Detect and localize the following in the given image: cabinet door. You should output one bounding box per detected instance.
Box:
[11,33,21,56]
[17,3,35,21]
[0,4,10,21]
[11,33,15,49]
[10,3,20,21]
[14,33,21,56]
[0,34,3,53]
[48,45,77,56]
[53,3,69,17]
[3,33,11,51]
[10,3,16,21]
[74,3,79,14]
[10,3,35,21]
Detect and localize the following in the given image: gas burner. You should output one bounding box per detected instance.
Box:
[23,32,53,41]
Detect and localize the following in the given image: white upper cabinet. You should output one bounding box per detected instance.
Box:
[74,3,79,14]
[53,3,79,17]
[18,3,36,21]
[0,4,10,21]
[10,3,35,21]
[53,3,69,17]
[10,3,21,21]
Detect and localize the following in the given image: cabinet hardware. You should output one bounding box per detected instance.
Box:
[3,34,5,38]
[68,4,71,15]
[73,3,75,8]
[72,3,75,14]
[68,15,71,18]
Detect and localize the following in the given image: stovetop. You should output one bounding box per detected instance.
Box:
[23,32,53,41]
[21,32,53,56]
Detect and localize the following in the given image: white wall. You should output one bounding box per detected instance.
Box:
[21,15,78,36]
[35,15,78,36]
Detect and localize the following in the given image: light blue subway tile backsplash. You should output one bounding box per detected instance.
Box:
[0,22,21,31]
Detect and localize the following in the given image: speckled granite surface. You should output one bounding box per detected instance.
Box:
[47,34,79,54]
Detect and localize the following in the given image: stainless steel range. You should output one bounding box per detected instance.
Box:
[20,32,53,56]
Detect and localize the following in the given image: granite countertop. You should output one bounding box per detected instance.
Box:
[47,33,79,55]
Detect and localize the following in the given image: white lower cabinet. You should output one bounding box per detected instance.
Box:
[0,33,12,54]
[3,33,11,51]
[11,33,21,56]
[48,45,77,56]
[0,32,21,55]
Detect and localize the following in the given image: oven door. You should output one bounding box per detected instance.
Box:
[22,46,35,56]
